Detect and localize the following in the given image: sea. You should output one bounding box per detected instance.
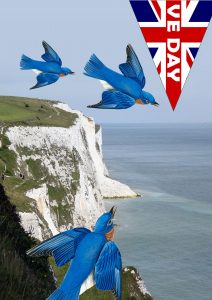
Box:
[102,123,212,300]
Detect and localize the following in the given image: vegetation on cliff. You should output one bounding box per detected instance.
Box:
[0,183,55,300]
[0,96,77,127]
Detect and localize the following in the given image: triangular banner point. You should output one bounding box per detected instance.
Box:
[130,0,212,109]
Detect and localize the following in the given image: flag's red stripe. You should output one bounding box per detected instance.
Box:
[157,62,161,74]
[186,0,191,8]
[150,0,161,19]
[141,27,206,43]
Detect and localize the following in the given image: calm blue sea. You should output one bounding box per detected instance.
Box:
[102,124,212,300]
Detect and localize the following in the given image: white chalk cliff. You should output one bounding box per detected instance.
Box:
[5,102,137,241]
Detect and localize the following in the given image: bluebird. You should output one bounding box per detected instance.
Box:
[27,207,122,300]
[84,44,159,109]
[20,41,74,89]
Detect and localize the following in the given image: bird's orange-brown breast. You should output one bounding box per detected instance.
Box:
[59,73,65,77]
[135,99,144,105]
[105,228,115,241]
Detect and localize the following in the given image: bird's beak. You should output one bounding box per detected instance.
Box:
[152,102,159,107]
[70,72,75,75]
[110,206,117,218]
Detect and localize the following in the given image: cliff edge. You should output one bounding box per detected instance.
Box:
[0,96,137,240]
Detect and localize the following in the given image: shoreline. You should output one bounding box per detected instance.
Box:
[103,193,141,200]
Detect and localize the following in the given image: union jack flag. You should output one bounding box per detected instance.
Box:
[130,0,212,109]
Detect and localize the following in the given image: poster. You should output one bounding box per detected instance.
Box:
[0,1,211,299]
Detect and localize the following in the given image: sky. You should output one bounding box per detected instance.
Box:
[0,0,211,124]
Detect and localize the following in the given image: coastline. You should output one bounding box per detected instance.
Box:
[103,193,141,200]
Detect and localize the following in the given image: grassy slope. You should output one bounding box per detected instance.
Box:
[0,96,77,127]
[0,183,55,300]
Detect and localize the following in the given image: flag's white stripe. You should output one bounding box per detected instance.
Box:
[182,0,209,27]
[139,22,165,28]
[149,0,160,22]
[181,42,200,88]
[181,21,209,28]
[182,0,198,23]
[147,42,166,88]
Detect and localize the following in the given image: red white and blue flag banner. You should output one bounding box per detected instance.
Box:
[130,0,212,110]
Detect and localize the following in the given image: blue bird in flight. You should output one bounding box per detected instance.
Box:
[27,206,122,300]
[84,44,159,109]
[20,41,74,89]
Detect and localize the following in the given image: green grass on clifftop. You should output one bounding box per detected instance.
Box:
[0,96,77,127]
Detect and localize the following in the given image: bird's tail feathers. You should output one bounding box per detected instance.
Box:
[84,54,106,80]
[20,54,34,70]
[47,286,80,300]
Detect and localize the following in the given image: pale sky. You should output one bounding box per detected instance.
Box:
[0,0,211,123]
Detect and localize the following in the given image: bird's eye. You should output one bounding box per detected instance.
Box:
[108,220,113,226]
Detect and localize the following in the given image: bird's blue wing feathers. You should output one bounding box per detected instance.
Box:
[102,90,135,109]
[95,241,122,300]
[30,73,59,89]
[119,44,146,89]
[88,90,135,109]
[27,227,90,267]
[119,63,136,79]
[41,41,62,65]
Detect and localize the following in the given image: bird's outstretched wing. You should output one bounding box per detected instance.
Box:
[27,227,90,266]
[95,241,122,300]
[30,73,59,89]
[119,44,146,89]
[41,41,62,66]
[88,90,135,109]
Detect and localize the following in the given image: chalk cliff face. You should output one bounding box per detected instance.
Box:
[4,102,137,240]
[0,97,150,299]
